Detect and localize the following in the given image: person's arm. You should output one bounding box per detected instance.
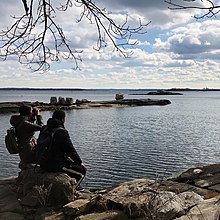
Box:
[24,120,42,132]
[36,115,43,126]
[57,129,82,165]
[33,107,44,126]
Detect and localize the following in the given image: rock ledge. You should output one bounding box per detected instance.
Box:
[1,163,220,220]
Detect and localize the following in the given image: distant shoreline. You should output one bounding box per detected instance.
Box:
[0,88,220,91]
[167,88,220,91]
[0,88,86,91]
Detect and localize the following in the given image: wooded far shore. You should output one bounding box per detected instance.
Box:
[0,88,220,91]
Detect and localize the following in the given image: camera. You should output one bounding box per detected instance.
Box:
[30,107,38,123]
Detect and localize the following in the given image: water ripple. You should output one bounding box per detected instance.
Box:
[1,92,220,189]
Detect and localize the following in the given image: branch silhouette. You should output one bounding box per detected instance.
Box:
[0,0,150,71]
[165,0,220,19]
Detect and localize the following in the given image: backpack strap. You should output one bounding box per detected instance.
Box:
[51,127,64,140]
[14,120,25,150]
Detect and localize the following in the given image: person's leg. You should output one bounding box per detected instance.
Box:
[61,164,86,190]
[62,165,85,181]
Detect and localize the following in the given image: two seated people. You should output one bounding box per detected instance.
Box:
[10,105,86,189]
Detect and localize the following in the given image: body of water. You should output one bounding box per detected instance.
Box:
[0,89,220,189]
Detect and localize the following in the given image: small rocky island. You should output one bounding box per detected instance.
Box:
[0,163,220,219]
[130,90,183,96]
[147,90,183,95]
[0,95,171,114]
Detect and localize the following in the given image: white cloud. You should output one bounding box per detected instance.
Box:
[0,1,220,88]
[153,20,220,60]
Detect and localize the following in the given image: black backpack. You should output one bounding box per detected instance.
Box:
[5,121,23,154]
[35,126,62,164]
[5,127,20,154]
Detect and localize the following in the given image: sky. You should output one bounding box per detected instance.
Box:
[0,0,220,89]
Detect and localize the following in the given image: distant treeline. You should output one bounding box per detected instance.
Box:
[0,88,85,91]
[167,88,220,91]
[0,88,219,91]
[0,88,155,92]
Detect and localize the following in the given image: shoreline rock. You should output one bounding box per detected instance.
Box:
[0,163,220,219]
[0,99,171,114]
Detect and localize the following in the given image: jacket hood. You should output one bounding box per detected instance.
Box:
[10,115,26,127]
[47,118,64,129]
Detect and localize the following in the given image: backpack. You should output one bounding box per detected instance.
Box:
[35,126,62,164]
[5,127,20,154]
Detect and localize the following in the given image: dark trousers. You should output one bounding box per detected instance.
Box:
[62,164,86,182]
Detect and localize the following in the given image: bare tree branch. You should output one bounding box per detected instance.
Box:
[0,0,150,71]
[165,0,220,19]
[22,0,29,15]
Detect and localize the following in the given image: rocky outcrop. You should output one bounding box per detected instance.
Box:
[1,163,220,219]
[98,99,171,106]
[169,163,220,196]
[0,102,31,114]
[75,99,91,105]
[147,90,183,95]
[115,93,124,100]
[130,90,183,96]
[0,98,171,113]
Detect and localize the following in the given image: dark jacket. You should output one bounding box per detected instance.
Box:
[10,115,43,163]
[40,118,82,171]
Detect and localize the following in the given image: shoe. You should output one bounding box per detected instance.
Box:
[76,184,84,191]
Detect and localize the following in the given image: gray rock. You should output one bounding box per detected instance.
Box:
[170,163,220,184]
[209,183,220,192]
[176,195,220,220]
[195,173,220,188]
[50,97,57,105]
[95,179,204,219]
[115,93,124,100]
[78,211,129,220]
[148,191,203,219]
[58,97,66,105]
[17,166,77,207]
[1,163,220,220]
[62,199,91,216]
[155,180,218,199]
[66,97,73,105]
[75,99,91,105]
[34,211,65,220]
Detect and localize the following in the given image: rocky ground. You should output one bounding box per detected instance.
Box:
[0,163,220,220]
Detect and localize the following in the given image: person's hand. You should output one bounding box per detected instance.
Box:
[31,138,37,151]
[33,107,40,116]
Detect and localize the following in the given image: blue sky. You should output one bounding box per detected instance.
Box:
[0,0,220,89]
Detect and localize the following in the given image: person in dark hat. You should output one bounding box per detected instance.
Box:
[40,110,86,187]
[10,105,43,166]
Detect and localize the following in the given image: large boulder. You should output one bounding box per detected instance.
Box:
[92,179,204,219]
[169,163,220,195]
[176,195,220,220]
[16,165,77,208]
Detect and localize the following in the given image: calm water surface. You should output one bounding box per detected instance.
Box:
[0,90,220,189]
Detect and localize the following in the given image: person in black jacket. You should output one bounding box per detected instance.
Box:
[10,105,43,166]
[40,110,86,184]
